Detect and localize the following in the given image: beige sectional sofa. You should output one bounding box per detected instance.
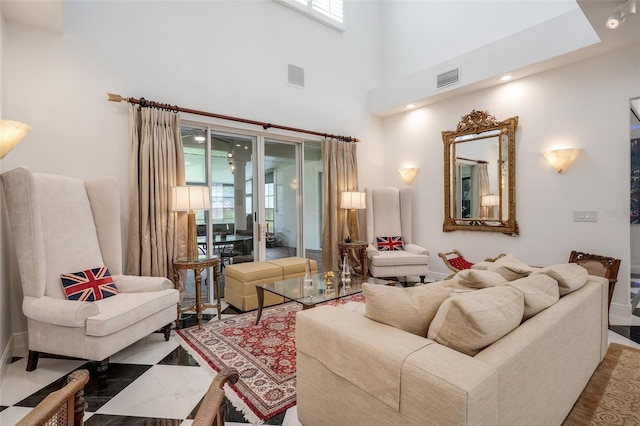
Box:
[224,256,317,311]
[296,258,608,426]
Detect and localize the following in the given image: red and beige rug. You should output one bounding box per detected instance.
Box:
[175,295,364,424]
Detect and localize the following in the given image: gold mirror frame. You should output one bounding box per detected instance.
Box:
[442,110,519,235]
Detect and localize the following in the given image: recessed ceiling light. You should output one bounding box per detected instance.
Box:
[500,75,513,81]
[406,104,416,109]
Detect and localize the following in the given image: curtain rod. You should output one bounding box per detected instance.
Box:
[456,156,488,164]
[107,93,359,143]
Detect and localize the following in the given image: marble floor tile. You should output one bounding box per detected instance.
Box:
[0,357,86,406]
[110,333,180,365]
[95,364,211,420]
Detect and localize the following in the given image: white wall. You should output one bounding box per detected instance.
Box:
[382,46,640,321]
[0,1,383,342]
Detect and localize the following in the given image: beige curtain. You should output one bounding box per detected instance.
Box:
[126,105,186,279]
[477,162,490,218]
[321,138,359,272]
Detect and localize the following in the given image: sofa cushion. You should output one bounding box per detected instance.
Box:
[456,269,508,289]
[369,250,429,267]
[363,283,451,336]
[507,274,560,320]
[60,267,119,301]
[427,286,524,356]
[487,254,534,281]
[531,263,588,296]
[376,236,405,251]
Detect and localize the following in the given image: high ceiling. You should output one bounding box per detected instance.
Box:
[2,0,638,114]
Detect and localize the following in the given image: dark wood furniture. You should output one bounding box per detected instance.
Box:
[17,369,90,426]
[192,368,239,426]
[338,241,368,276]
[173,256,222,328]
[568,250,621,319]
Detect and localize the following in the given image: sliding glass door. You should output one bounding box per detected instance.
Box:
[181,124,324,304]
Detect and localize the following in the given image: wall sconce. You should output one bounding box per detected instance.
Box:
[0,119,31,159]
[341,191,366,242]
[172,185,211,261]
[542,148,583,173]
[398,167,419,185]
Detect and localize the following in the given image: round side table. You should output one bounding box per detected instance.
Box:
[338,241,368,276]
[173,256,221,329]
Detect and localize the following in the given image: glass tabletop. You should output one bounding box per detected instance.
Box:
[258,273,391,306]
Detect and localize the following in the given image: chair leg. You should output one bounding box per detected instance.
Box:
[163,323,171,341]
[419,276,425,283]
[95,358,109,383]
[26,350,39,371]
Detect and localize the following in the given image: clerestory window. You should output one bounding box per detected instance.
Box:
[274,0,344,31]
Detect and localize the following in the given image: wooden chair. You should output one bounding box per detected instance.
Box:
[438,249,475,273]
[192,367,240,426]
[568,250,621,316]
[17,369,90,426]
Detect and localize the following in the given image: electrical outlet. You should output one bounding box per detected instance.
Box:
[573,211,598,222]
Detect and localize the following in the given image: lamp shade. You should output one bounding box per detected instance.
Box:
[341,191,366,210]
[542,149,582,173]
[398,167,419,185]
[171,186,211,211]
[481,194,500,207]
[0,120,30,159]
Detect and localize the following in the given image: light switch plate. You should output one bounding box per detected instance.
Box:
[573,211,598,222]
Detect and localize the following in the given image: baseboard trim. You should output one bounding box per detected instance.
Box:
[0,336,13,386]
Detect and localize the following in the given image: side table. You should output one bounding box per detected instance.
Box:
[173,256,221,329]
[338,241,368,276]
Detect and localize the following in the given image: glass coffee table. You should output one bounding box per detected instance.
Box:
[255,273,391,324]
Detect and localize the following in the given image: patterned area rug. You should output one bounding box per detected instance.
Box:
[563,343,640,425]
[175,295,364,424]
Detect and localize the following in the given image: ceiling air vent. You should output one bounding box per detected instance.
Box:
[288,64,305,89]
[436,68,460,89]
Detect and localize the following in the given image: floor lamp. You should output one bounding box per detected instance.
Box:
[341,191,366,242]
[172,186,211,261]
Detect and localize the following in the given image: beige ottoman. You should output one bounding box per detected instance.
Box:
[268,256,318,279]
[224,261,284,311]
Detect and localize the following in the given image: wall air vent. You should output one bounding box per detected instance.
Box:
[288,64,305,89]
[436,68,460,89]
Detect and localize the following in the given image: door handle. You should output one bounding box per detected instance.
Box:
[258,224,262,242]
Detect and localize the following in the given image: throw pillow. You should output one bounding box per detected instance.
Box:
[376,236,405,251]
[363,283,451,336]
[531,263,588,296]
[507,274,560,320]
[455,269,508,289]
[487,254,534,281]
[60,266,119,301]
[427,286,524,356]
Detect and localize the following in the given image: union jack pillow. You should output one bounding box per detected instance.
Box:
[376,236,405,251]
[60,267,119,301]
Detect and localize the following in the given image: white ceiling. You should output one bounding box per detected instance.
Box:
[1,0,637,114]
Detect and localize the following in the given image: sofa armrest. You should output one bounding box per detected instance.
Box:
[112,275,174,292]
[297,305,499,424]
[297,305,431,410]
[404,243,429,256]
[366,244,379,256]
[23,296,99,327]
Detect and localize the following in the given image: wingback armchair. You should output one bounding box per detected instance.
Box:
[1,167,179,377]
[365,187,429,283]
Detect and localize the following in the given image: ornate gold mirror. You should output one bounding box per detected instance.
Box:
[443,110,519,235]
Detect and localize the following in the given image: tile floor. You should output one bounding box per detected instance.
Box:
[1,304,640,425]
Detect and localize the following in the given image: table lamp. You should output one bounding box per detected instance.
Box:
[341,191,366,242]
[481,194,500,218]
[172,186,211,261]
